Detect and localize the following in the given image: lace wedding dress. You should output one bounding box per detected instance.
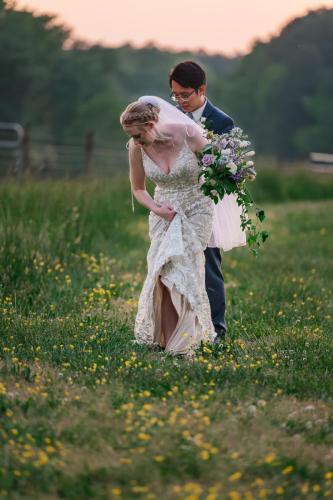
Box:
[134,141,216,355]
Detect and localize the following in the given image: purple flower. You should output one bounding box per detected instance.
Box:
[229,169,245,182]
[220,138,228,149]
[202,154,216,167]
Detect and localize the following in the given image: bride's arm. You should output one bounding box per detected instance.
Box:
[187,128,208,154]
[129,141,175,222]
[129,141,158,212]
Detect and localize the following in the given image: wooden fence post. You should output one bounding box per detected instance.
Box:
[22,124,31,174]
[84,130,94,175]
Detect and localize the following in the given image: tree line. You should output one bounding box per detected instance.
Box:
[1,0,332,158]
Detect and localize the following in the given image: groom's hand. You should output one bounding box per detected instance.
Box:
[154,204,176,222]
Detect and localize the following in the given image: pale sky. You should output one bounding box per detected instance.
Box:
[14,0,333,55]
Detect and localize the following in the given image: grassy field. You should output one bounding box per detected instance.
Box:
[0,170,333,499]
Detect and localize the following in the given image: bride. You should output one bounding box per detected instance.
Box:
[120,96,241,355]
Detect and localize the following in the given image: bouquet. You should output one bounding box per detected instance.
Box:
[197,126,268,254]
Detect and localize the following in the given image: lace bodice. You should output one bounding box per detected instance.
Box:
[141,142,200,189]
[141,141,213,245]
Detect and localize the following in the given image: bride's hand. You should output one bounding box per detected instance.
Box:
[154,204,176,222]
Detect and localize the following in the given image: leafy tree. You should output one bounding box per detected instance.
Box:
[222,8,333,158]
[0,0,69,131]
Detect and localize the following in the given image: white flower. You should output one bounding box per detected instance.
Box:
[246,161,254,167]
[240,140,250,148]
[211,190,218,197]
[245,150,255,157]
[200,117,207,123]
[210,179,217,186]
[248,405,257,415]
[257,399,266,407]
[227,162,237,174]
[230,127,242,136]
[246,167,257,181]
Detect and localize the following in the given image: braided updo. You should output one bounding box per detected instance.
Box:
[120,101,160,127]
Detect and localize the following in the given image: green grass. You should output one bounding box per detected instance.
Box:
[0,171,333,499]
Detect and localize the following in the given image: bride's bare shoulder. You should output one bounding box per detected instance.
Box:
[167,122,207,152]
[128,139,142,155]
[128,138,138,150]
[167,122,190,146]
[168,122,187,134]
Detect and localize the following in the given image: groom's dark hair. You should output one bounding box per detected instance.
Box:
[169,61,206,90]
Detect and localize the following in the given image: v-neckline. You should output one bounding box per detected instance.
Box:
[142,142,188,176]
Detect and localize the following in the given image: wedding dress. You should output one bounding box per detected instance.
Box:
[131,96,245,355]
[134,140,216,355]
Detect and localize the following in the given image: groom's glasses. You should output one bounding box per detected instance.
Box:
[170,90,196,102]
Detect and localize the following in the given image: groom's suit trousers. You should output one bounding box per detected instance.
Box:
[204,247,227,335]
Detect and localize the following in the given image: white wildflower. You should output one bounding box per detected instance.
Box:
[248,405,257,415]
[230,127,242,136]
[227,162,237,174]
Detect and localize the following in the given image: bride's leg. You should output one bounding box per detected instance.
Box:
[160,278,178,346]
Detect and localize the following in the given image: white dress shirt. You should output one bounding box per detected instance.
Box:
[188,98,207,123]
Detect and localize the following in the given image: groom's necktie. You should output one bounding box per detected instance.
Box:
[187,112,194,120]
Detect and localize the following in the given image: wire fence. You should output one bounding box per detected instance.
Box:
[2,125,333,179]
[0,127,128,179]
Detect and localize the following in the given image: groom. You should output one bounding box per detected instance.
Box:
[169,61,234,342]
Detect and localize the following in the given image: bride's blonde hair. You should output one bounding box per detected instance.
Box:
[120,101,173,143]
[120,101,160,127]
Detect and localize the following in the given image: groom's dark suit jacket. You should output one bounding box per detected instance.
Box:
[201,99,234,135]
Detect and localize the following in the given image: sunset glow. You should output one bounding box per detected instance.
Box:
[13,0,333,54]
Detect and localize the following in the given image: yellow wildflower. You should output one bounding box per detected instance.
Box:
[199,450,210,460]
[264,453,276,464]
[111,488,122,497]
[137,432,150,441]
[228,492,241,500]
[282,465,294,475]
[229,472,242,482]
[131,486,149,493]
